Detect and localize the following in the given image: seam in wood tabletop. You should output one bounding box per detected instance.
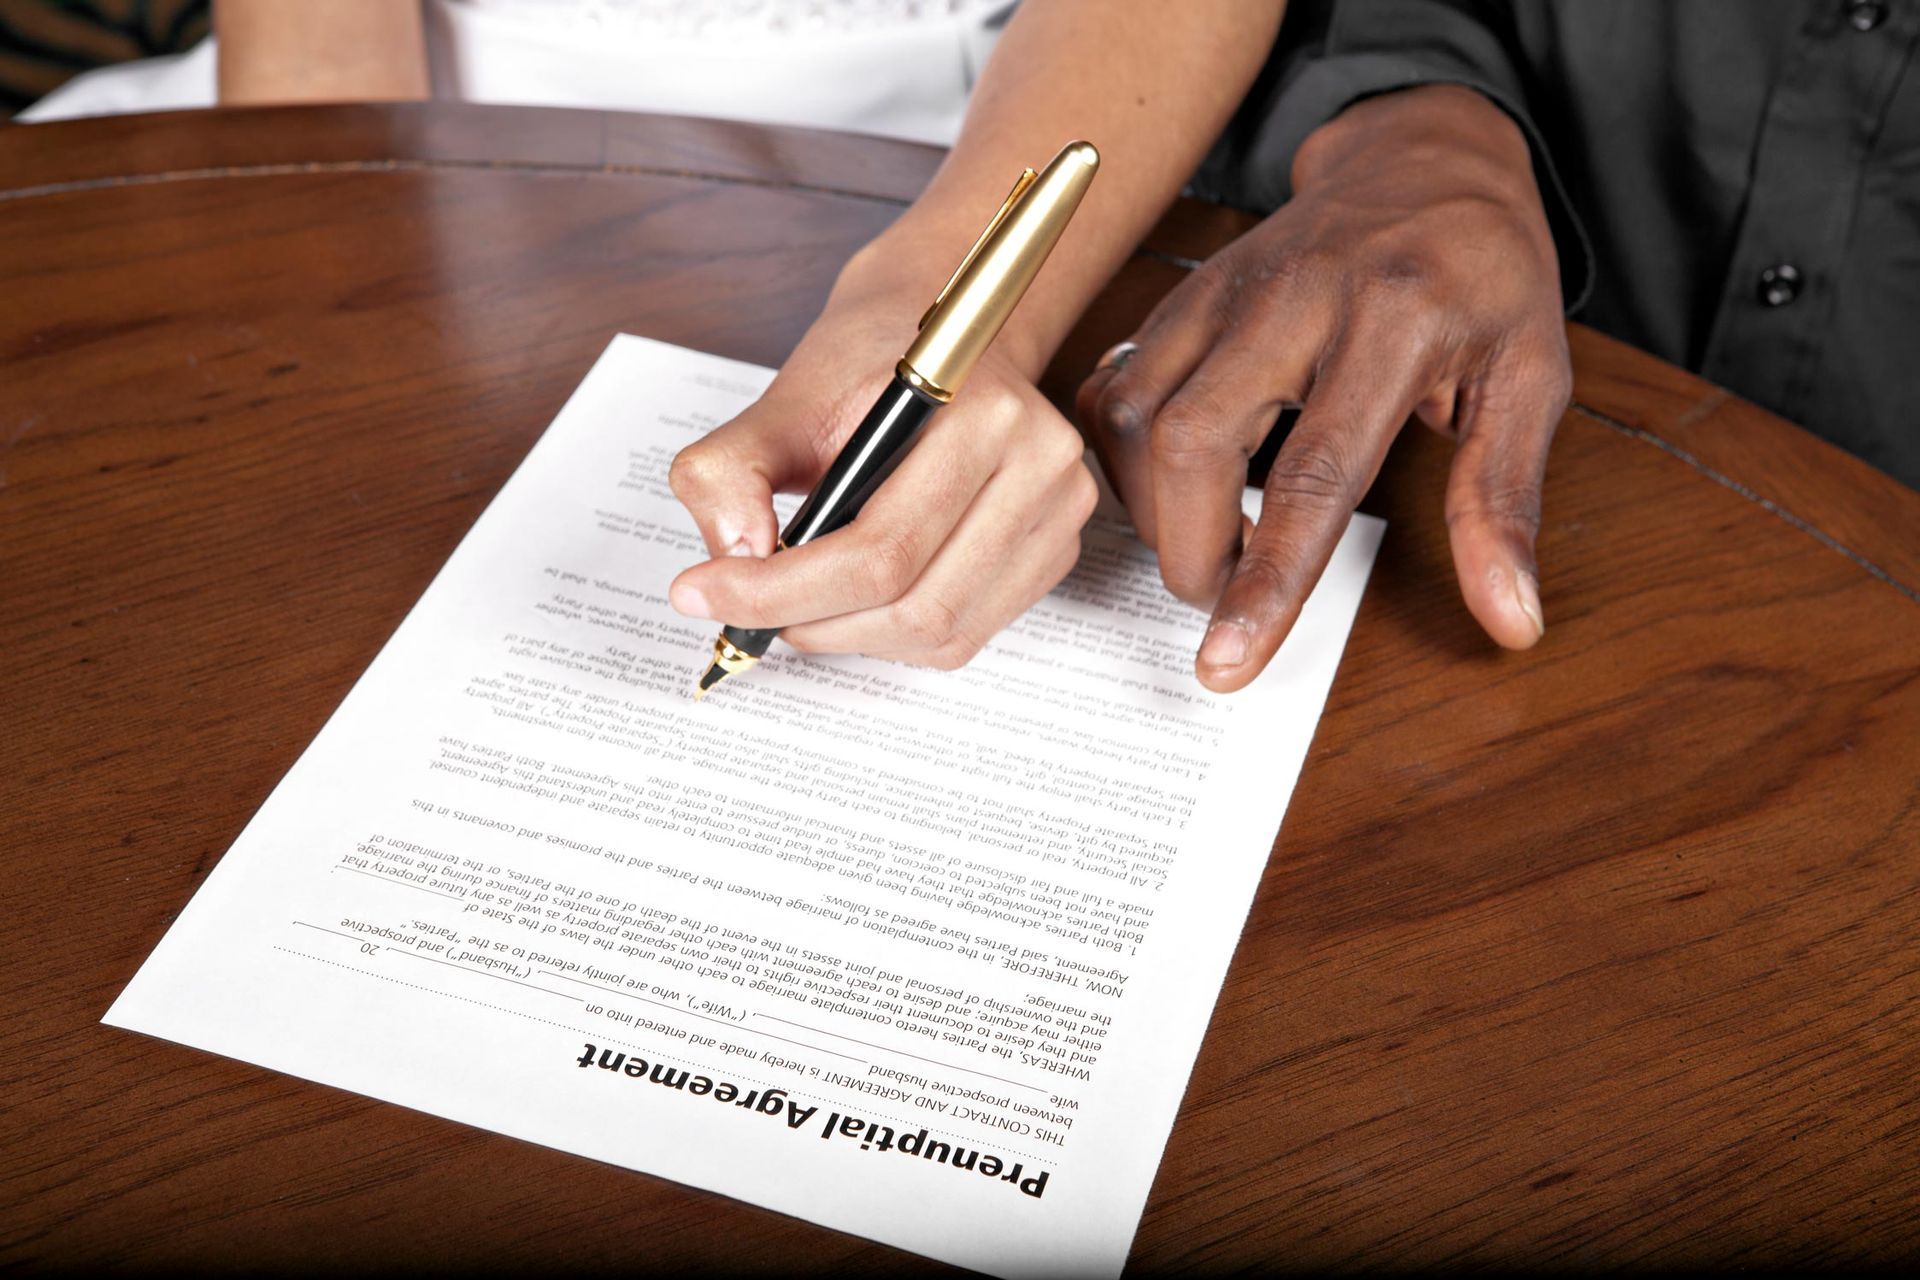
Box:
[1572,405,1920,605]
[7,154,1912,609]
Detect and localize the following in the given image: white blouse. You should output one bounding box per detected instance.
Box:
[20,0,1015,144]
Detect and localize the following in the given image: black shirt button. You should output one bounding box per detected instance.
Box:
[1848,2,1887,31]
[1758,263,1803,307]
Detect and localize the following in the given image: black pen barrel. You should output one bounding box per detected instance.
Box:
[720,374,942,660]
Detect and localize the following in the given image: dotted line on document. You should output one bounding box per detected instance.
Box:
[273,947,1056,1164]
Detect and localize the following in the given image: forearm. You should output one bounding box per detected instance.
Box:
[216,0,429,106]
[839,0,1288,378]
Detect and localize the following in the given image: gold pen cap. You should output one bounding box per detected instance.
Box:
[898,140,1099,403]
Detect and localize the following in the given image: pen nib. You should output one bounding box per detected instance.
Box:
[694,632,759,699]
[693,660,730,701]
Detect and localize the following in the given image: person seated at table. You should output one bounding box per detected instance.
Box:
[16,0,1014,145]
[668,0,1919,692]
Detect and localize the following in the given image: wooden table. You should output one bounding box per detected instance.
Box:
[4,105,1917,1272]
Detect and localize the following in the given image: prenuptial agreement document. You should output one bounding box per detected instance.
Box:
[106,336,1382,1278]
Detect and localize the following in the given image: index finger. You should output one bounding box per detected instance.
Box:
[668,396,836,560]
[668,400,1007,629]
[1195,330,1431,691]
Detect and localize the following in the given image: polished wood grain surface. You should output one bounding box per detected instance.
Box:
[3,105,1916,1272]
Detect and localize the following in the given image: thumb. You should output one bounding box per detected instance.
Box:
[1443,364,1563,650]
[667,398,825,560]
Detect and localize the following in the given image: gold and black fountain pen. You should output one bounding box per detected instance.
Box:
[693,140,1100,698]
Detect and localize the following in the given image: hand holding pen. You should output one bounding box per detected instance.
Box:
[670,143,1099,694]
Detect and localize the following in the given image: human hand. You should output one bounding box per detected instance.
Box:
[1078,84,1572,692]
[667,271,1098,669]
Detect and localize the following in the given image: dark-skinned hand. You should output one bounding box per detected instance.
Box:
[1078,83,1572,692]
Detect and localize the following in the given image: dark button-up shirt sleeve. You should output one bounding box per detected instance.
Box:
[1198,0,1595,312]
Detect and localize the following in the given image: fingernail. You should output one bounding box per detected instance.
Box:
[1514,570,1545,639]
[670,583,711,620]
[714,514,748,557]
[1200,620,1250,670]
[726,537,754,558]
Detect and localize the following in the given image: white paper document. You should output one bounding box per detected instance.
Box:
[106,335,1382,1278]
